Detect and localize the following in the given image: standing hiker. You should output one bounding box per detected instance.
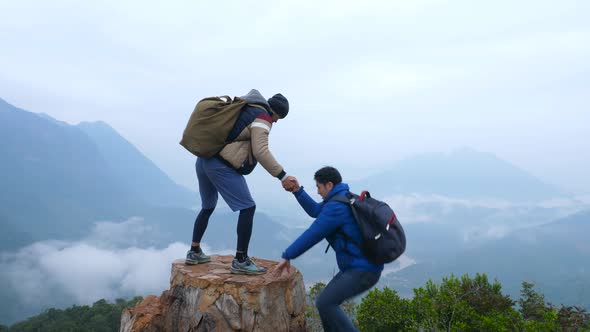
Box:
[186,89,295,275]
[274,166,383,331]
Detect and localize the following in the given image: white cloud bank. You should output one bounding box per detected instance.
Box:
[1,241,185,306]
[0,218,231,310]
[384,193,590,225]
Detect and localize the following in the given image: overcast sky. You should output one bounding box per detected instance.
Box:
[1,0,589,193]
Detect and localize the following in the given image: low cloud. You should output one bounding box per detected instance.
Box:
[382,193,590,245]
[1,240,186,306]
[461,225,509,243]
[382,193,514,225]
[537,196,590,209]
[384,194,514,220]
[0,218,233,322]
[384,193,589,225]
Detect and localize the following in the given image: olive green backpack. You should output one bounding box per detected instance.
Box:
[180,95,247,158]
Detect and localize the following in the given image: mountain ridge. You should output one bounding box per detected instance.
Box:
[76,120,194,207]
[351,148,565,202]
[0,98,194,250]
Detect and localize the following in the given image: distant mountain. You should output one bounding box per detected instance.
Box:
[0,98,193,249]
[385,209,590,309]
[77,121,193,208]
[351,148,565,202]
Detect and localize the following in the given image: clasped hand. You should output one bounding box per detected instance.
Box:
[281,176,300,192]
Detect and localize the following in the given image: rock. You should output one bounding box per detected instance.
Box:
[120,255,306,332]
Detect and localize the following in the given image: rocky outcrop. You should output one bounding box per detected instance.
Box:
[120,255,306,332]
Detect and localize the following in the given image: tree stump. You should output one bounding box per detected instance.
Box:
[120,255,306,332]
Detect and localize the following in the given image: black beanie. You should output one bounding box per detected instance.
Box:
[268,93,289,118]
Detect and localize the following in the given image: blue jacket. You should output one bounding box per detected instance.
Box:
[282,183,384,273]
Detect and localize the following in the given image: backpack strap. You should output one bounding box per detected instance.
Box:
[324,228,360,253]
[324,195,363,253]
[330,195,351,204]
[330,194,362,232]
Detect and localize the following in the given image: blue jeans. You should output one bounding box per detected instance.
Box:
[316,269,381,332]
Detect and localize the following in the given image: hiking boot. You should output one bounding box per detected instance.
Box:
[185,249,211,265]
[230,256,267,275]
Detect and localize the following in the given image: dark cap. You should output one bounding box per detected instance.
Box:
[268,93,289,118]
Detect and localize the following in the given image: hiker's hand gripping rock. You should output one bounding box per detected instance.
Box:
[272,259,292,278]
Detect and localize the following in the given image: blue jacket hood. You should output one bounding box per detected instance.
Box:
[324,182,350,202]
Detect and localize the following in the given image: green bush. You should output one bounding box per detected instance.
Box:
[6,297,142,332]
[357,287,413,331]
[355,274,589,332]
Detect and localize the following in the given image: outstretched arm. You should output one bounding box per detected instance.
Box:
[283,177,322,217]
[281,202,346,260]
[250,119,287,180]
[293,186,323,218]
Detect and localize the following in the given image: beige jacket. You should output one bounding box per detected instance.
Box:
[218,113,285,179]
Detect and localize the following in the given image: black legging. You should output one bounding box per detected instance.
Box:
[237,205,256,253]
[192,208,214,244]
[192,205,256,254]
